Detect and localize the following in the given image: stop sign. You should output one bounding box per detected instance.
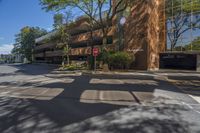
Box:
[93,47,99,56]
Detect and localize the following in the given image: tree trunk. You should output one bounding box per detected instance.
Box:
[171,43,173,51]
[102,36,107,50]
[62,57,65,67]
[67,54,70,65]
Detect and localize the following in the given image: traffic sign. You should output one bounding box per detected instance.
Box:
[93,47,99,57]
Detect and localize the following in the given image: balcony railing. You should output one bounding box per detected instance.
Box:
[34,38,118,58]
[34,53,44,58]
[45,50,64,57]
[70,47,92,55]
[71,26,114,44]
[34,43,56,51]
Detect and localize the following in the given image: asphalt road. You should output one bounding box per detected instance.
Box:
[0,64,200,133]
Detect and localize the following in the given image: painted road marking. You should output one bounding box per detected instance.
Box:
[189,95,200,104]
[182,101,200,114]
[166,78,200,105]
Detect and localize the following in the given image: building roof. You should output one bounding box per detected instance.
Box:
[35,30,57,43]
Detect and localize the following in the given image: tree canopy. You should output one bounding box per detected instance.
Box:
[40,0,129,48]
[12,26,47,61]
[53,13,64,29]
[185,36,200,50]
[166,0,200,50]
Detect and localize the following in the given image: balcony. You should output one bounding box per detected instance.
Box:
[34,53,44,58]
[70,26,115,45]
[34,26,115,52]
[34,43,56,51]
[70,47,92,56]
[45,50,64,57]
[43,46,102,57]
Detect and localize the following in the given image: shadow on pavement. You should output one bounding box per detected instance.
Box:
[8,64,57,75]
[0,64,199,132]
[63,103,196,133]
[0,96,198,133]
[168,76,200,97]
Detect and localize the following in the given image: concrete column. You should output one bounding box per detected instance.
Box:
[147,0,166,71]
[123,0,166,70]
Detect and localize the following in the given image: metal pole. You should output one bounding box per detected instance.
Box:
[94,56,96,72]
[181,0,183,51]
[171,0,174,51]
[190,0,193,51]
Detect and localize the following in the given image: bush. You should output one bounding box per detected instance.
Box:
[88,50,134,70]
[59,62,88,71]
[108,52,133,70]
[98,50,109,64]
[98,50,115,64]
[66,65,76,71]
[59,64,76,71]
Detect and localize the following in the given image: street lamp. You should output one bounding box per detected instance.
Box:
[120,17,126,25]
[118,16,126,51]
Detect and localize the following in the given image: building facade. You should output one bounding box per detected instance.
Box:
[34,0,166,70]
[0,54,23,63]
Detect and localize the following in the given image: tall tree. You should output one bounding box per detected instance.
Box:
[12,26,47,62]
[57,25,71,66]
[166,0,200,51]
[53,13,64,29]
[40,0,129,49]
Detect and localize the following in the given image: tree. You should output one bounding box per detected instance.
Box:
[58,25,71,66]
[12,43,21,55]
[40,0,130,69]
[12,26,47,62]
[40,0,129,49]
[97,0,130,50]
[53,13,64,29]
[166,0,200,51]
[185,36,200,50]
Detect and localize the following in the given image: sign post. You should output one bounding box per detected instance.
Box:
[93,47,99,72]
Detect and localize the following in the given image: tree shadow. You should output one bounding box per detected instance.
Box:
[0,64,199,132]
[7,64,57,75]
[65,103,198,133]
[1,96,198,133]
[167,75,200,97]
[0,74,153,132]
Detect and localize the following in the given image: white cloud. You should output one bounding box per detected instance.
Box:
[0,44,14,54]
[46,27,53,32]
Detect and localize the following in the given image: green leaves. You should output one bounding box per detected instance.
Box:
[13,27,47,61]
[53,13,64,29]
[166,0,200,50]
[40,0,77,11]
[185,36,200,50]
[166,0,200,17]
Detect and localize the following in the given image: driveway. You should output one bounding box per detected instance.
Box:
[0,64,200,133]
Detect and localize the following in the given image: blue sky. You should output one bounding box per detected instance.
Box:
[0,0,54,54]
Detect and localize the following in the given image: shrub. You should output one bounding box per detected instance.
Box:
[66,65,76,71]
[88,50,134,70]
[59,64,76,71]
[108,52,133,69]
[98,49,114,64]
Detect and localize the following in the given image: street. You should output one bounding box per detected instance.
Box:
[0,64,200,133]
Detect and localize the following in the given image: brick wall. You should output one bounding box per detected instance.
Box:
[123,0,166,70]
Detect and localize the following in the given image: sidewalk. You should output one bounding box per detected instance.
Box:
[168,77,200,104]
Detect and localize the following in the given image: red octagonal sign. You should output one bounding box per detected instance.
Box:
[93,47,99,57]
